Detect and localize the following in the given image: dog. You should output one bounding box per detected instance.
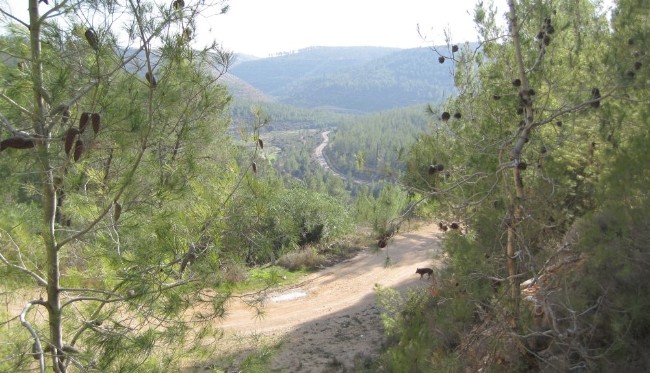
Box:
[415,267,433,279]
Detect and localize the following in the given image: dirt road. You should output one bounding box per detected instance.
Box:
[206,222,444,372]
[312,130,369,186]
[312,131,331,170]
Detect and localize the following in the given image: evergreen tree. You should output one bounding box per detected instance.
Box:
[391,0,650,370]
[0,1,234,371]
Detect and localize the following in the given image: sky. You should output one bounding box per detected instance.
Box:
[3,0,615,58]
[207,0,616,57]
[5,0,497,56]
[202,0,502,57]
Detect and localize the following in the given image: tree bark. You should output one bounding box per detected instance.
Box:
[29,0,65,371]
[506,0,533,308]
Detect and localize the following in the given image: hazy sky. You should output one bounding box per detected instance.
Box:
[3,0,614,57]
[200,0,615,56]
[203,0,501,56]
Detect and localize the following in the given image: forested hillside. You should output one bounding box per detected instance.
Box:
[227,46,457,112]
[219,73,272,103]
[324,106,430,182]
[228,46,399,95]
[230,100,346,131]
[2,0,649,372]
[280,47,458,111]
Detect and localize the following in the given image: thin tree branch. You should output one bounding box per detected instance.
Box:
[0,49,31,62]
[60,278,195,309]
[0,93,34,118]
[45,80,98,132]
[20,302,46,373]
[0,113,30,137]
[59,287,122,296]
[67,282,129,347]
[39,0,72,22]
[61,296,125,309]
[531,88,619,130]
[0,252,48,287]
[0,8,29,28]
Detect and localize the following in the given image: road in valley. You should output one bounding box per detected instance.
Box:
[312,130,370,185]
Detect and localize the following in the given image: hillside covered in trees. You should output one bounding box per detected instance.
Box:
[227,46,457,112]
[324,106,430,182]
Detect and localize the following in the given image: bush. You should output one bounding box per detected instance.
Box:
[277,246,326,271]
[222,261,249,283]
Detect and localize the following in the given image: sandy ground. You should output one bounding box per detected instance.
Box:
[197,222,444,372]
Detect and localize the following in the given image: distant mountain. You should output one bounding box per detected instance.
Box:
[229,46,400,95]
[227,46,457,112]
[230,53,261,67]
[220,73,272,102]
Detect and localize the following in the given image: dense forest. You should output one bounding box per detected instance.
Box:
[324,106,430,182]
[1,0,649,372]
[228,46,400,96]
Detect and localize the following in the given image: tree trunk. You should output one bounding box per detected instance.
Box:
[45,231,64,373]
[29,0,65,371]
[506,0,533,310]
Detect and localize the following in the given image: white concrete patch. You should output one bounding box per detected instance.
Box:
[270,290,307,302]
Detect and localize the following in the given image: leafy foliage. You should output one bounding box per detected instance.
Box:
[220,173,353,266]
[0,1,240,371]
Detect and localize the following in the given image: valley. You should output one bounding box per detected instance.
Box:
[312,131,367,186]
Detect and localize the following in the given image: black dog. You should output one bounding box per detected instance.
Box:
[416,267,433,279]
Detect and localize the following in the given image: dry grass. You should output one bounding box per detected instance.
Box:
[277,246,326,271]
[221,262,249,283]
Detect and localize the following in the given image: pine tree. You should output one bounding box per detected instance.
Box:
[0,1,234,371]
[395,0,650,369]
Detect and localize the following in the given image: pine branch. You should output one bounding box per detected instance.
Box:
[0,244,48,287]
[20,302,47,373]
[39,0,72,22]
[0,93,34,118]
[0,7,29,28]
[0,113,31,137]
[531,87,619,129]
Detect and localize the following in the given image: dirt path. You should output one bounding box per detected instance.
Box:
[312,130,331,170]
[203,222,444,372]
[312,131,368,186]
